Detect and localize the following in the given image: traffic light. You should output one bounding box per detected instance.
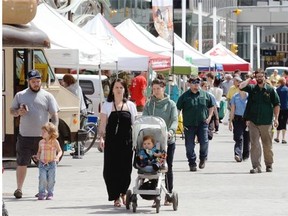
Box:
[233,9,242,16]
[230,43,238,54]
[193,40,199,50]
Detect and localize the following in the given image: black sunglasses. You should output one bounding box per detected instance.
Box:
[190,79,201,84]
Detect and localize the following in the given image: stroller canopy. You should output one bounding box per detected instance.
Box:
[132,116,167,150]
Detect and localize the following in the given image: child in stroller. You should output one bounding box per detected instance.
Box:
[137,135,167,171]
[125,116,178,213]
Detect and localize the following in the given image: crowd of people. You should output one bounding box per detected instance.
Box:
[10,68,288,209]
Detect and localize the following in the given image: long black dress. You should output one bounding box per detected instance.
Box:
[103,104,133,201]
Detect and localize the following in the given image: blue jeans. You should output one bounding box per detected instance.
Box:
[38,161,56,197]
[184,122,209,167]
[165,142,175,193]
[233,117,250,159]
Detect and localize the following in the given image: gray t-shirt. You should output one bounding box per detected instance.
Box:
[11,88,59,137]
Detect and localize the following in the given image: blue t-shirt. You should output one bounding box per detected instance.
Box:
[276,85,288,110]
[230,93,248,116]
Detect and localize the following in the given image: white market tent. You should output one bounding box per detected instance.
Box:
[116,18,212,68]
[116,19,199,75]
[116,18,172,53]
[204,43,250,72]
[82,14,170,71]
[81,14,149,71]
[32,3,116,69]
[173,34,213,68]
[160,51,198,75]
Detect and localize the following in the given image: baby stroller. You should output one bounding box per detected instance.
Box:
[125,116,178,213]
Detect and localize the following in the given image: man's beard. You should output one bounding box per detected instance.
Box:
[256,79,264,84]
[29,85,41,92]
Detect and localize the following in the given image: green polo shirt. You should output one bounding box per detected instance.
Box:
[242,84,280,125]
[177,89,213,127]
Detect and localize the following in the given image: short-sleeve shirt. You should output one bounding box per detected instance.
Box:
[226,85,239,101]
[242,84,280,125]
[129,75,147,106]
[101,100,137,124]
[276,85,288,110]
[177,89,214,127]
[11,88,59,137]
[230,93,248,116]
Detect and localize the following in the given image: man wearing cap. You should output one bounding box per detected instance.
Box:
[177,76,214,172]
[10,69,59,199]
[226,76,243,107]
[240,68,280,174]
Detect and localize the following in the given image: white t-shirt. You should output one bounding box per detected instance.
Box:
[101,100,137,124]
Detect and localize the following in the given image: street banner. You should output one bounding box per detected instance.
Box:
[152,0,173,44]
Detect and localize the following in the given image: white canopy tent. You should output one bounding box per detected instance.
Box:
[173,34,213,68]
[32,3,116,69]
[82,15,150,71]
[115,18,212,68]
[116,18,172,53]
[159,51,198,75]
[82,14,170,71]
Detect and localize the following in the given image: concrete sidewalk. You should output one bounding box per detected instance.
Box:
[2,125,288,215]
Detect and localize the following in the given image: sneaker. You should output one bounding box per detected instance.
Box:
[38,195,45,200]
[250,167,262,174]
[189,165,197,172]
[234,155,242,162]
[199,160,206,169]
[35,192,47,197]
[274,138,280,143]
[282,140,287,144]
[46,195,53,200]
[14,189,22,199]
[266,166,273,172]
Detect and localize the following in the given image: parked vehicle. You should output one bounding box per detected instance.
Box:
[2,0,80,159]
[55,74,108,115]
[264,66,288,77]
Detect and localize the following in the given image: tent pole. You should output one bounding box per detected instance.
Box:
[116,61,118,78]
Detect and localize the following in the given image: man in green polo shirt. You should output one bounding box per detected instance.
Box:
[177,76,214,172]
[240,68,280,174]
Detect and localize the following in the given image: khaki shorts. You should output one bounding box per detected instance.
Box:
[16,134,41,166]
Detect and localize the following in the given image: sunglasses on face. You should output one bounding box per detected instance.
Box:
[191,80,200,84]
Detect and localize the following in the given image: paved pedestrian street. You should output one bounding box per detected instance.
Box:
[3,125,288,216]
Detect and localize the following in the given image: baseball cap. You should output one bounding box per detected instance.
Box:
[225,74,232,79]
[234,76,242,82]
[27,70,41,80]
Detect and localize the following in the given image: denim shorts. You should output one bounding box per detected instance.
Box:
[16,134,41,166]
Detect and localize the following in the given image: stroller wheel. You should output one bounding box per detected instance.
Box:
[171,191,178,211]
[125,190,132,210]
[132,201,137,213]
[155,196,161,213]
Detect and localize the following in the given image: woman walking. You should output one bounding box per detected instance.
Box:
[99,78,137,207]
[142,77,178,206]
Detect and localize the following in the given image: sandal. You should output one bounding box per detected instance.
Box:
[114,199,121,207]
[164,199,172,206]
[120,194,126,205]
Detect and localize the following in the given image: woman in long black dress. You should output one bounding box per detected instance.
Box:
[99,78,137,207]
